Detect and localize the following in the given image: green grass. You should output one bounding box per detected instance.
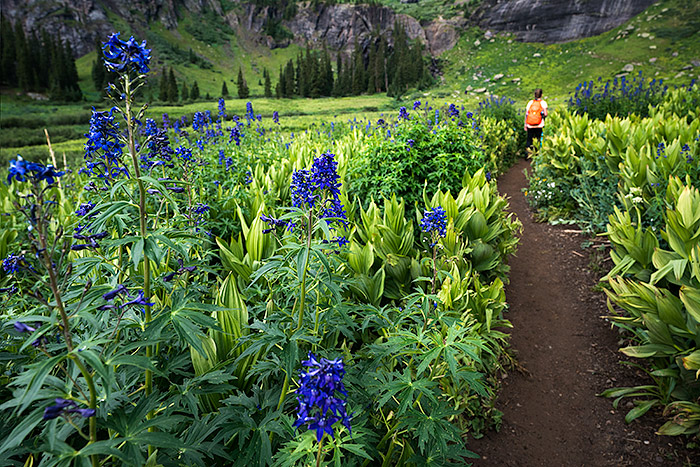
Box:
[440,0,700,108]
[3,0,698,168]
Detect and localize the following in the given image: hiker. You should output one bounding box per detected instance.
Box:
[524,88,548,149]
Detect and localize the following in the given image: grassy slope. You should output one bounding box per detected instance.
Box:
[440,0,700,108]
[3,0,699,165]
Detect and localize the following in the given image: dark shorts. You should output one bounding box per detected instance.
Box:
[526,127,543,148]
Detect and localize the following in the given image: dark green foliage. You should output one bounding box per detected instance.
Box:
[191,81,201,100]
[221,80,230,98]
[181,80,190,101]
[0,20,81,101]
[237,68,249,99]
[263,69,272,98]
[158,69,169,101]
[349,106,487,215]
[167,67,178,103]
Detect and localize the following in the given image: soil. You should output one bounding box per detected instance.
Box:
[468,159,698,467]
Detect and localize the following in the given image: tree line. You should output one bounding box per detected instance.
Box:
[0,17,82,101]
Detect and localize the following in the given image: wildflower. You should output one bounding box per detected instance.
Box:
[3,253,26,274]
[420,206,447,247]
[218,98,226,120]
[407,139,415,151]
[413,100,421,110]
[103,284,128,301]
[291,169,316,208]
[7,156,65,185]
[293,352,351,442]
[102,32,151,74]
[246,102,254,121]
[75,202,96,217]
[122,290,154,308]
[486,171,492,182]
[311,152,342,197]
[272,111,280,124]
[448,103,459,118]
[44,398,96,420]
[398,106,409,121]
[84,108,127,181]
[14,321,36,333]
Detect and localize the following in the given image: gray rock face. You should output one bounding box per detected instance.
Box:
[472,0,657,43]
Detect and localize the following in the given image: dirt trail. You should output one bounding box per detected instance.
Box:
[468,159,692,466]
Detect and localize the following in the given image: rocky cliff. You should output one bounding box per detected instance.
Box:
[472,0,658,43]
[0,0,659,58]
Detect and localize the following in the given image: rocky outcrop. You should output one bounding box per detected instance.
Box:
[472,0,658,43]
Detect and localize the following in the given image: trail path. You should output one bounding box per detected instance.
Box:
[468,159,691,466]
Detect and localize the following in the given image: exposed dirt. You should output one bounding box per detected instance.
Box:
[468,159,697,466]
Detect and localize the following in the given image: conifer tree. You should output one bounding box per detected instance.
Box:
[351,41,366,96]
[181,80,189,101]
[159,69,169,101]
[296,53,305,97]
[221,80,230,98]
[14,22,31,91]
[278,65,286,97]
[285,60,295,97]
[167,67,178,102]
[237,68,249,99]
[264,68,272,98]
[0,17,16,85]
[191,81,200,100]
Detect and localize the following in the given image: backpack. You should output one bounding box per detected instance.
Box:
[526,99,543,126]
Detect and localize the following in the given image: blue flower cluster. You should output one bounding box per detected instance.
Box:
[420,206,447,247]
[84,108,128,182]
[293,353,351,442]
[291,152,348,229]
[3,253,27,274]
[413,100,421,110]
[448,103,459,118]
[398,106,410,121]
[7,156,65,185]
[102,32,151,74]
[44,398,95,420]
[218,98,226,120]
[272,111,280,124]
[99,285,154,311]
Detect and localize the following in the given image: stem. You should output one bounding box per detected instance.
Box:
[296,211,314,331]
[316,438,324,467]
[125,76,154,452]
[276,373,290,411]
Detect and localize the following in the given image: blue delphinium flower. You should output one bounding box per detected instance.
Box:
[246,102,254,121]
[14,321,36,333]
[102,32,151,74]
[406,139,415,152]
[656,142,665,159]
[122,290,155,308]
[448,103,459,118]
[103,284,128,301]
[44,398,96,420]
[3,253,25,274]
[311,152,342,197]
[291,169,316,208]
[420,206,447,247]
[398,106,409,121]
[7,156,65,185]
[218,98,227,120]
[192,112,207,132]
[376,118,385,126]
[84,108,127,182]
[272,111,280,124]
[413,100,421,110]
[293,352,351,442]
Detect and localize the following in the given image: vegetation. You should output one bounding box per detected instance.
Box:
[0,41,521,465]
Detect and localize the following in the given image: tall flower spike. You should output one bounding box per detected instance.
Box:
[420,206,448,247]
[102,33,151,74]
[293,352,351,442]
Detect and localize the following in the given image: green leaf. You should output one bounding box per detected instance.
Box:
[625,400,658,423]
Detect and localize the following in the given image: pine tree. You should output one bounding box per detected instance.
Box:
[351,41,366,96]
[237,68,249,98]
[278,65,286,97]
[158,69,168,101]
[167,67,178,103]
[296,53,305,97]
[264,68,272,98]
[285,60,295,97]
[0,17,16,85]
[191,81,200,100]
[181,80,189,101]
[221,80,230,98]
[15,22,31,91]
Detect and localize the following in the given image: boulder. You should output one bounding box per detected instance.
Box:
[622,63,634,72]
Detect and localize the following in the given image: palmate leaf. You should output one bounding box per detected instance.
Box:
[397,400,463,457]
[374,369,438,416]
